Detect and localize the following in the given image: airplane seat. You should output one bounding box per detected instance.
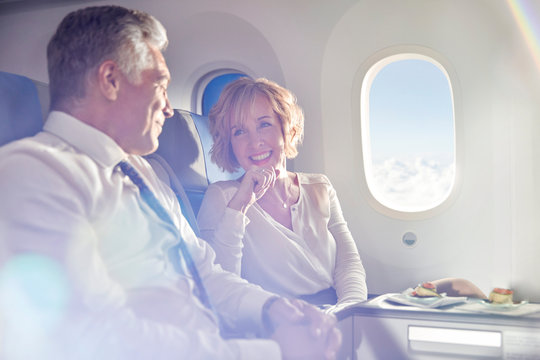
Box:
[148,109,243,221]
[145,152,201,236]
[0,71,45,147]
[189,110,244,185]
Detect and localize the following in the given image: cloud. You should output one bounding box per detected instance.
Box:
[369,157,455,212]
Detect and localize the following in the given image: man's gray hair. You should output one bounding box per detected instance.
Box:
[47,5,168,109]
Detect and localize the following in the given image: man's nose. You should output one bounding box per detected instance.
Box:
[163,96,173,118]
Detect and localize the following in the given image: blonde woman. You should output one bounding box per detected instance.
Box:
[197,78,367,307]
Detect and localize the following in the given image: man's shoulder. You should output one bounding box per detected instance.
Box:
[1,131,46,151]
[0,131,103,184]
[0,132,61,166]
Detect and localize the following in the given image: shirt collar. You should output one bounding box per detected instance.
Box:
[43,111,127,167]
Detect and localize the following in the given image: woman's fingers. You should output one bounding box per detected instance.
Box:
[229,166,278,211]
[250,167,275,198]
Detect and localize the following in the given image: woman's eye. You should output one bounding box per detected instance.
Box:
[233,129,244,136]
[260,121,272,129]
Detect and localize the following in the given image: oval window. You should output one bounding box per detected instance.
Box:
[361,55,455,212]
[201,72,246,116]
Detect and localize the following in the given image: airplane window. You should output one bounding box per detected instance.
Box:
[361,55,455,213]
[201,72,246,116]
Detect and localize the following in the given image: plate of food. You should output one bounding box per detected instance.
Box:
[385,282,468,308]
[480,288,528,310]
[456,287,538,316]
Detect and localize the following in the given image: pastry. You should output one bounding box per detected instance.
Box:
[412,282,440,297]
[489,288,513,304]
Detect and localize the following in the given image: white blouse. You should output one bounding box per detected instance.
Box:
[197,173,367,305]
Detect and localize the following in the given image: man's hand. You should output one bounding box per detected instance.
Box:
[264,297,342,360]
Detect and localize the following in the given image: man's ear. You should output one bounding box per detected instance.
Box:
[97,60,121,101]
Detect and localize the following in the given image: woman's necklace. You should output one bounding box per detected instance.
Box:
[275,191,289,209]
[268,176,297,209]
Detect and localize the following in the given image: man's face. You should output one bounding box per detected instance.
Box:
[114,46,173,155]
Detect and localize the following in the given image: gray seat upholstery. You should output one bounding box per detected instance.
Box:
[149,110,243,218]
[146,152,201,235]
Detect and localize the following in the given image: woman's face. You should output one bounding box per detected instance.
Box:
[229,94,286,172]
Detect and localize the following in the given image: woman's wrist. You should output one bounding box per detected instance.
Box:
[228,196,251,214]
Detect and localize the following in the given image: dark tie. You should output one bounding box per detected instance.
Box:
[118,160,214,312]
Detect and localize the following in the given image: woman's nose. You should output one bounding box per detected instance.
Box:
[248,131,263,147]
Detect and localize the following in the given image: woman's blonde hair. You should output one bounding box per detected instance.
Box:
[209,77,304,173]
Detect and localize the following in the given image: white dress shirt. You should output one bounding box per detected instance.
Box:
[0,111,280,360]
[197,174,367,306]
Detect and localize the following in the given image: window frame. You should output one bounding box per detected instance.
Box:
[352,46,463,220]
[191,68,250,115]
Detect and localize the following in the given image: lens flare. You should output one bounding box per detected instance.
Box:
[506,0,540,71]
[0,254,70,358]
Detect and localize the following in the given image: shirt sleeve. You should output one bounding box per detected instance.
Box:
[326,177,368,304]
[197,183,250,275]
[0,151,281,360]
[178,211,278,333]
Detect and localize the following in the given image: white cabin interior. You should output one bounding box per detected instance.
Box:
[1,0,539,312]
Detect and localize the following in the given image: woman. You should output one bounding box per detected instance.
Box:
[197,77,367,307]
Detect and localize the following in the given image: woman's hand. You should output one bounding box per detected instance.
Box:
[228,167,276,213]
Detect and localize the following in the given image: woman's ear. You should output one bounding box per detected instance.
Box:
[289,128,297,144]
[97,60,121,101]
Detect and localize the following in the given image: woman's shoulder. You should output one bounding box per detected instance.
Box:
[199,180,241,210]
[206,179,241,198]
[208,179,240,189]
[297,172,331,185]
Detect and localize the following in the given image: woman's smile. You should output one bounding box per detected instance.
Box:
[231,94,286,172]
[250,151,272,162]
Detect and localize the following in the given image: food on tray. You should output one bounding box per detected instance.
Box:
[488,288,513,304]
[411,282,441,297]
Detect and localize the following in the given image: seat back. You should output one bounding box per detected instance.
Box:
[190,111,245,184]
[0,71,45,146]
[150,109,243,217]
[145,152,201,235]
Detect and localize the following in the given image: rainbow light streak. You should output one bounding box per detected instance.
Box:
[506,0,540,71]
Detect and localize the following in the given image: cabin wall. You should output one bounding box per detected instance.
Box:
[1,0,539,300]
[321,0,540,299]
[0,0,356,172]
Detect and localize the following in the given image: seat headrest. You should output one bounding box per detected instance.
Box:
[154,109,243,191]
[154,110,209,192]
[189,110,244,183]
[0,71,44,147]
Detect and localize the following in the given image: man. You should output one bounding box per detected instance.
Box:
[0,5,340,360]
